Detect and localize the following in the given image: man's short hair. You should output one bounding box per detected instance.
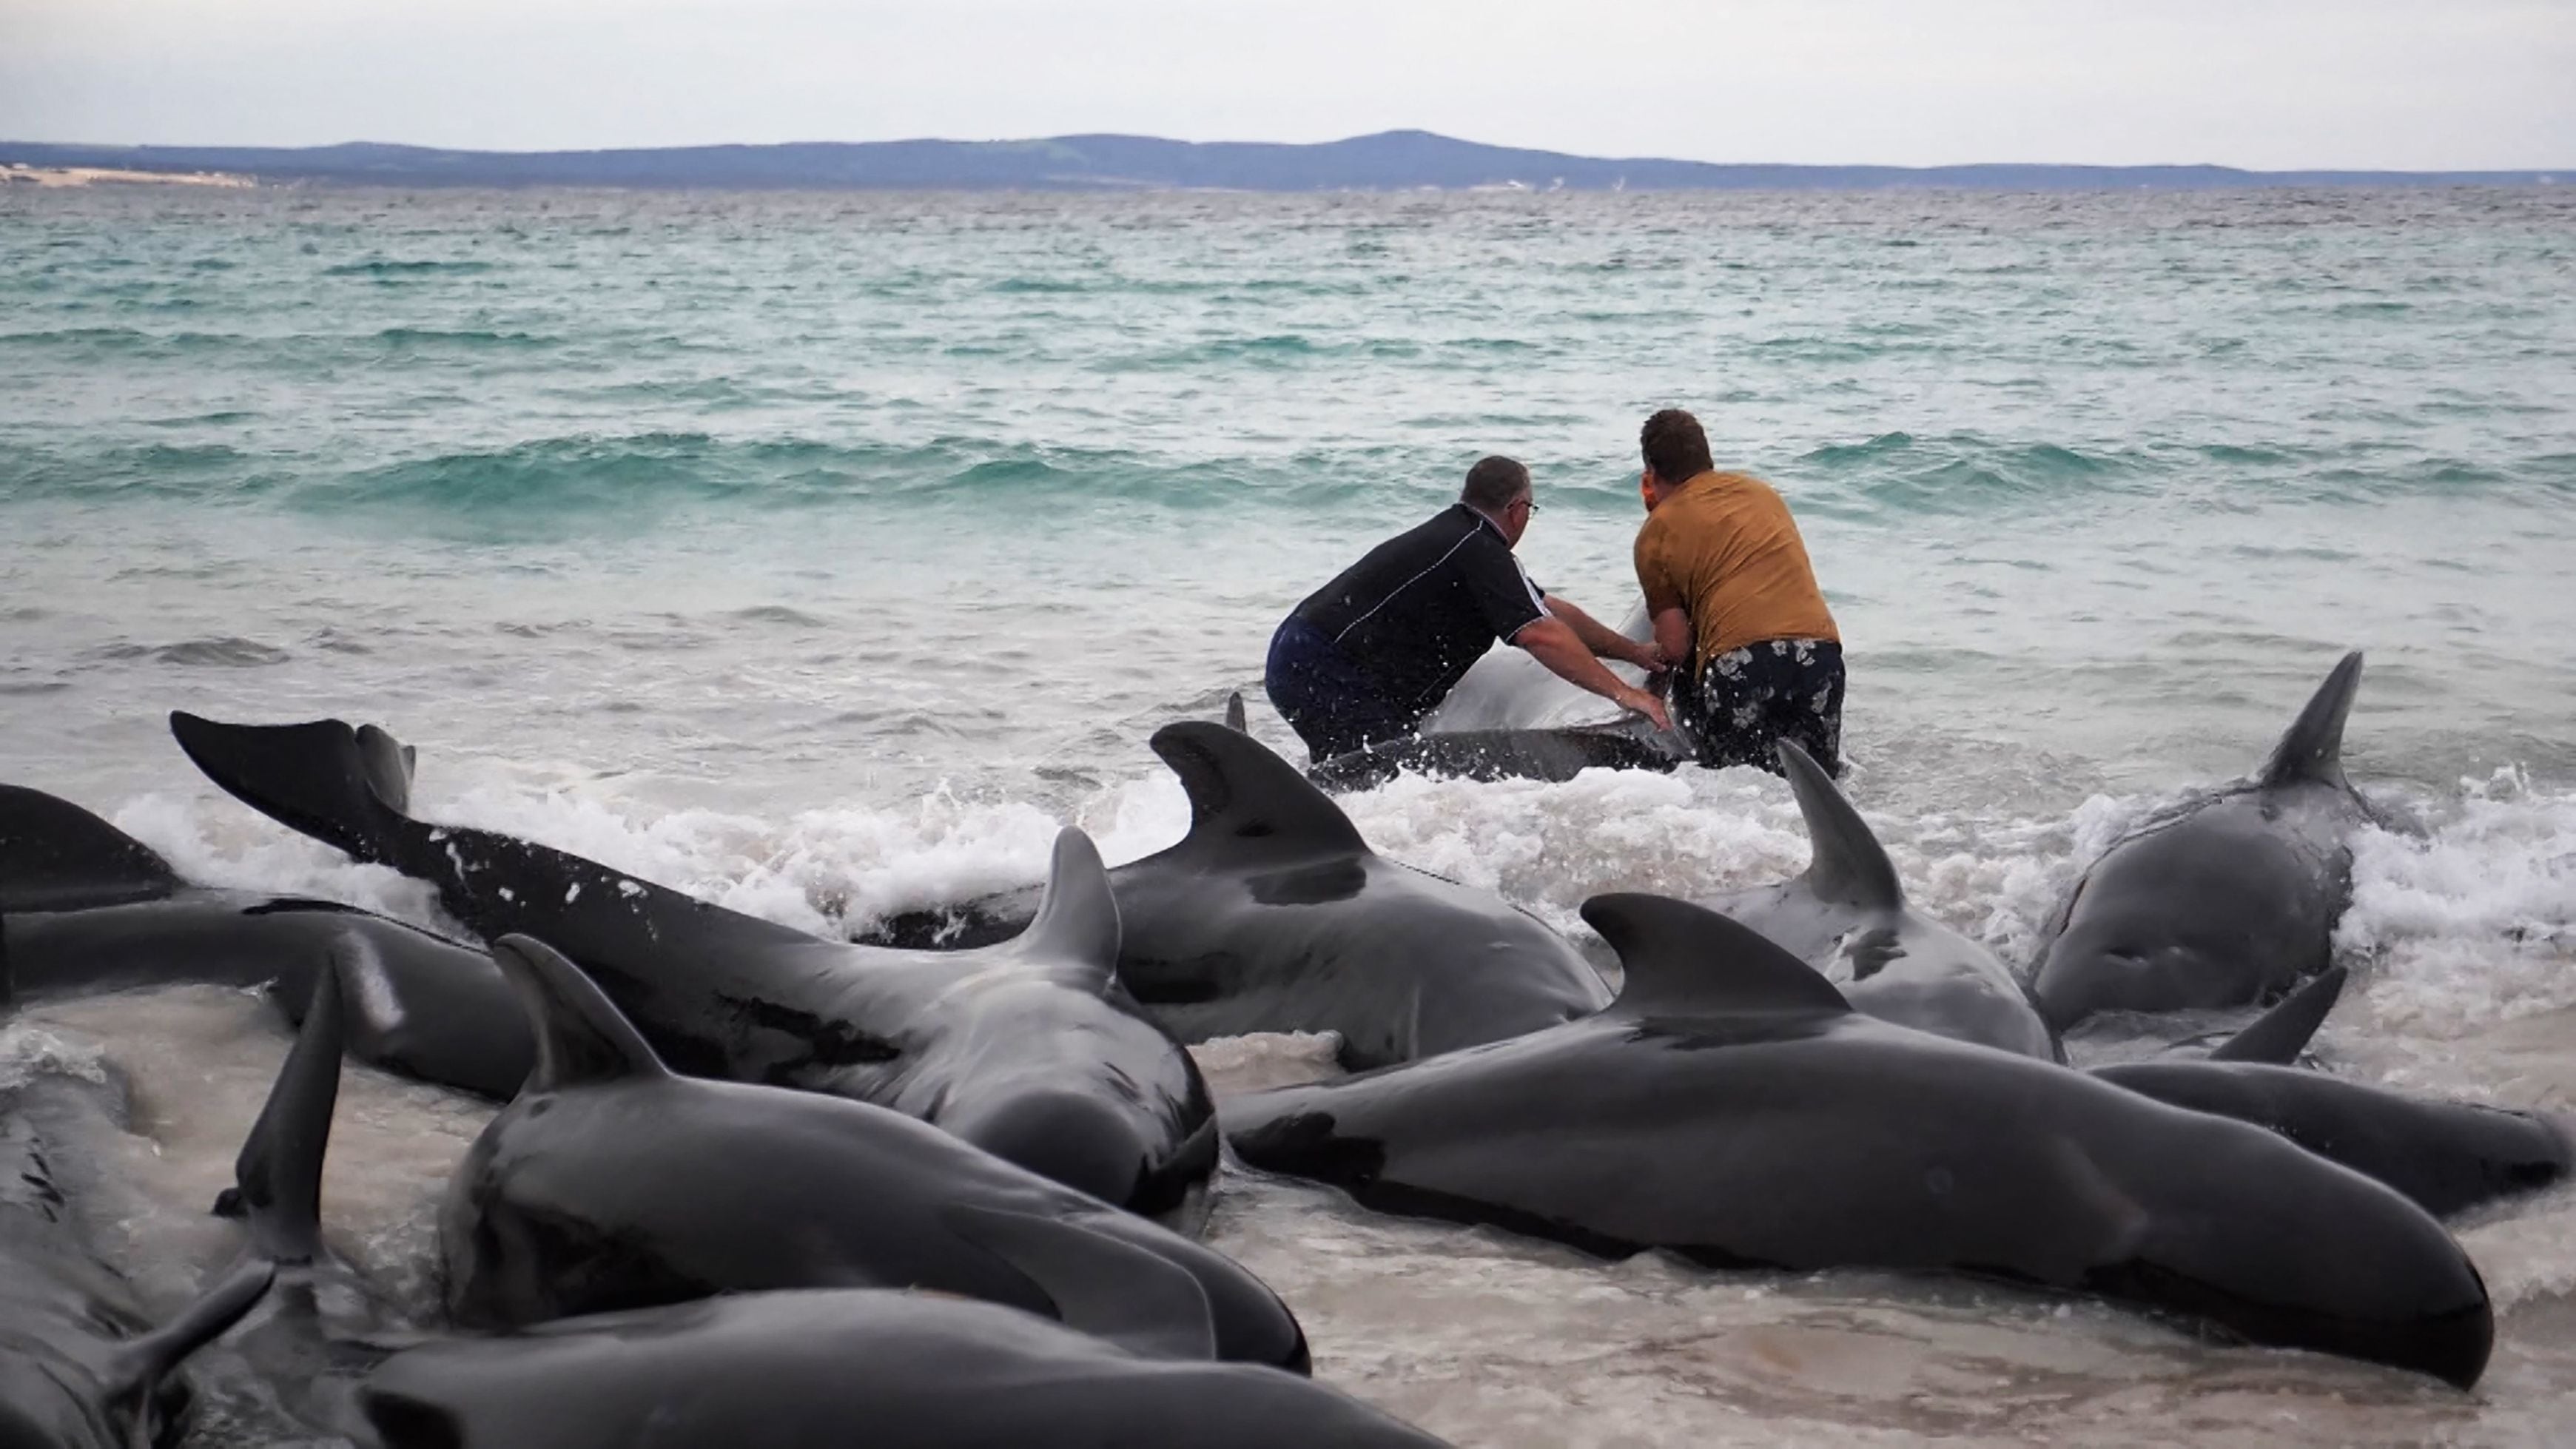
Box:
[1640,409,1714,485]
[1460,455,1532,512]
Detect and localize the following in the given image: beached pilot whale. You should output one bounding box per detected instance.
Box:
[1698,740,2056,1060]
[866,721,1612,1069]
[2030,650,2395,1031]
[354,1243,1442,1448]
[0,974,278,1446]
[167,712,1217,1219]
[0,782,532,1100]
[1225,894,2495,1388]
[438,935,1308,1372]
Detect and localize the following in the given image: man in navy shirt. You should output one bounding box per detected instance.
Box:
[1265,456,1672,763]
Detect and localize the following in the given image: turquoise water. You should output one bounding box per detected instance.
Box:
[4,184,2576,1445]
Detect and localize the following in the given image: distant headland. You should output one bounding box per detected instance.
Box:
[0,131,2560,192]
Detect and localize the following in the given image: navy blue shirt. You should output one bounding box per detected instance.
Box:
[1291,504,1549,724]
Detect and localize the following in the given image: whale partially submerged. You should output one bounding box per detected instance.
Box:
[1225,893,2495,1388]
[1698,740,2055,1060]
[440,933,1309,1371]
[2030,651,2391,1030]
[867,721,1612,1069]
[0,782,531,1100]
[167,712,1215,1217]
[0,944,277,1447]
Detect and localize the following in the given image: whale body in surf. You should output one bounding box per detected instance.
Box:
[1224,893,2495,1388]
[2029,650,2392,1030]
[439,934,1308,1371]
[866,720,1612,1070]
[1698,739,2056,1060]
[0,781,531,1100]
[166,711,1214,1218]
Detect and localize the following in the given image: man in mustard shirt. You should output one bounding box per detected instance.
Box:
[1631,409,1845,776]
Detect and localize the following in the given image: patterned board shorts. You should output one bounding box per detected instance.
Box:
[1674,638,1846,776]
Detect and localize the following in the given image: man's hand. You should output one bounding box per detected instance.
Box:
[1617,685,1672,733]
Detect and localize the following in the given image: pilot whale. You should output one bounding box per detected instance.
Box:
[1699,740,2055,1060]
[0,954,277,1447]
[866,720,1612,1069]
[439,934,1308,1371]
[2030,651,2392,1030]
[167,711,1215,1217]
[1225,893,2495,1388]
[1,782,531,1100]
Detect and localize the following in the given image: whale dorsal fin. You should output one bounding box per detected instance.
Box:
[2209,966,2348,1065]
[2258,651,2364,790]
[0,784,181,912]
[941,1203,1217,1361]
[354,723,416,816]
[488,934,670,1090]
[1150,721,1368,860]
[226,964,346,1264]
[1010,829,1121,978]
[101,1260,275,1427]
[1777,741,1903,910]
[1223,693,1248,733]
[1584,893,1854,1019]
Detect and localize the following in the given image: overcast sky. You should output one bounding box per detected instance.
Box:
[4,0,2571,169]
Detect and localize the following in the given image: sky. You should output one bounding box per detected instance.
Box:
[4,0,2572,169]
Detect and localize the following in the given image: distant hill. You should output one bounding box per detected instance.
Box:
[1,130,2561,192]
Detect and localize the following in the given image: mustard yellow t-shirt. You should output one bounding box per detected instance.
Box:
[1632,471,1839,672]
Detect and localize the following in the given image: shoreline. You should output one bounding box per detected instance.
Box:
[2,163,255,189]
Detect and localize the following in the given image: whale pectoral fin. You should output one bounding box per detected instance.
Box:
[2209,966,2349,1065]
[228,963,347,1263]
[940,1204,1217,1362]
[1150,721,1370,861]
[1223,692,1248,733]
[2256,650,2364,790]
[101,1260,275,1428]
[0,783,182,912]
[1778,741,1905,910]
[1836,926,1906,982]
[167,712,403,863]
[1008,829,1123,981]
[1582,893,1853,1019]
[486,934,673,1089]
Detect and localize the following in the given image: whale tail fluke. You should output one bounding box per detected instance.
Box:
[488,933,672,1091]
[943,1203,1217,1361]
[0,783,181,913]
[1776,740,1904,910]
[1582,893,1853,1020]
[1223,692,1248,733]
[168,713,408,865]
[1012,829,1122,980]
[2258,650,2364,791]
[221,961,347,1265]
[2209,966,2348,1066]
[354,723,417,816]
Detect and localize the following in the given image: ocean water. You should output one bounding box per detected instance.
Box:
[4,184,2575,1446]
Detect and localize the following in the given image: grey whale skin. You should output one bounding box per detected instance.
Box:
[1698,740,2057,1060]
[437,933,1308,1372]
[1308,716,1686,792]
[1224,894,2494,1388]
[354,1285,1443,1449]
[864,721,1612,1069]
[0,1005,275,1446]
[0,782,532,1099]
[2030,650,2388,1030]
[166,711,1215,1217]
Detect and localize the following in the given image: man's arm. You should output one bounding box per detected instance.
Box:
[1513,617,1672,731]
[1652,607,1693,678]
[1544,596,1665,671]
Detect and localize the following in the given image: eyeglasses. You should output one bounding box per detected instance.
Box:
[1515,497,1540,514]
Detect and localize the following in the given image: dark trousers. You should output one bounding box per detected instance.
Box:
[1674,638,1846,776]
[1265,616,1413,763]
